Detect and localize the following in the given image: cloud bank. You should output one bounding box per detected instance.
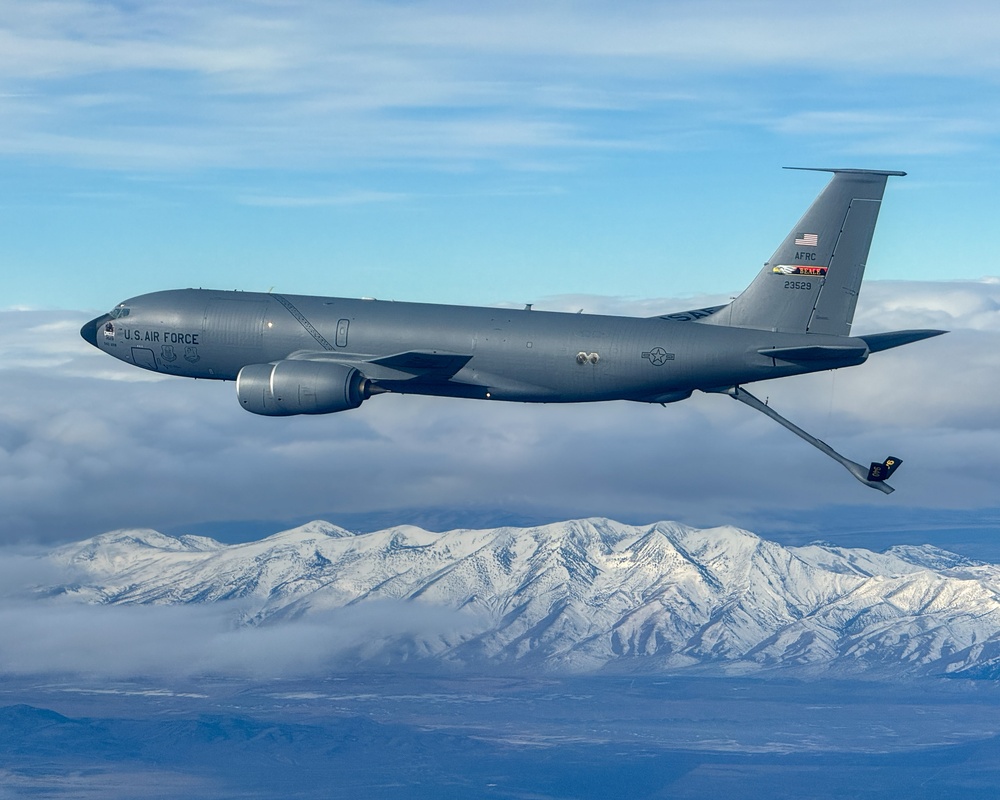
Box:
[0,598,478,680]
[1,279,998,545]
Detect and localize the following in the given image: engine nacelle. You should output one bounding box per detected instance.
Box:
[236,360,369,416]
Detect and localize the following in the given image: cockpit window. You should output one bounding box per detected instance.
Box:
[109,304,130,319]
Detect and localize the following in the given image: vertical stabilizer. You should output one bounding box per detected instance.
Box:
[703,168,905,336]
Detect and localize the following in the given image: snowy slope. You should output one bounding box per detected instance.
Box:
[48,518,1000,675]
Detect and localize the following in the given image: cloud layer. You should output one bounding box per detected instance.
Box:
[3,1,1000,170]
[1,279,997,545]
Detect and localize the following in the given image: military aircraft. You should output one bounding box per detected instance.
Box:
[81,168,944,493]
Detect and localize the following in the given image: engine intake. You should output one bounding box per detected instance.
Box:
[236,360,369,416]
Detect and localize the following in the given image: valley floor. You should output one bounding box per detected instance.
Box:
[3,673,1000,799]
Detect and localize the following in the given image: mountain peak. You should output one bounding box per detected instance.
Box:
[264,520,356,543]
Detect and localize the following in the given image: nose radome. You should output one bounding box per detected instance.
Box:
[80,314,112,348]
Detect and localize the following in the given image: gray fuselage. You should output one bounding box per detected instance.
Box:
[82,288,869,406]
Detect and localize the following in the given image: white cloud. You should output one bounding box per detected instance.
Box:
[771,112,994,157]
[855,280,1000,331]
[0,564,482,678]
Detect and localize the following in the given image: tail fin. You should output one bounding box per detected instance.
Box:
[702,168,905,336]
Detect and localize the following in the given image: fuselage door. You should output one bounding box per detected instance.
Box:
[131,347,157,371]
[336,318,350,348]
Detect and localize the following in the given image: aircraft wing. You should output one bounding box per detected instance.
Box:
[368,351,472,380]
[292,349,548,399]
[294,350,472,384]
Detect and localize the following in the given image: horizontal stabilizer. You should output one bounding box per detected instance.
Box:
[758,344,868,362]
[786,167,907,178]
[858,329,947,353]
[867,456,902,483]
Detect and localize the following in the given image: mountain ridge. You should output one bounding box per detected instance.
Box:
[45,517,1000,676]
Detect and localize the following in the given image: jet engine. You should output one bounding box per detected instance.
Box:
[236,360,370,416]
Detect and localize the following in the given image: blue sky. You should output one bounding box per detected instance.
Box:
[3,0,1000,313]
[2,1,1000,545]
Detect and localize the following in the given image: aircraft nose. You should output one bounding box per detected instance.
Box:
[80,314,112,348]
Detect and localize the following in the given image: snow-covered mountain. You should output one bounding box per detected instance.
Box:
[46,518,1000,675]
